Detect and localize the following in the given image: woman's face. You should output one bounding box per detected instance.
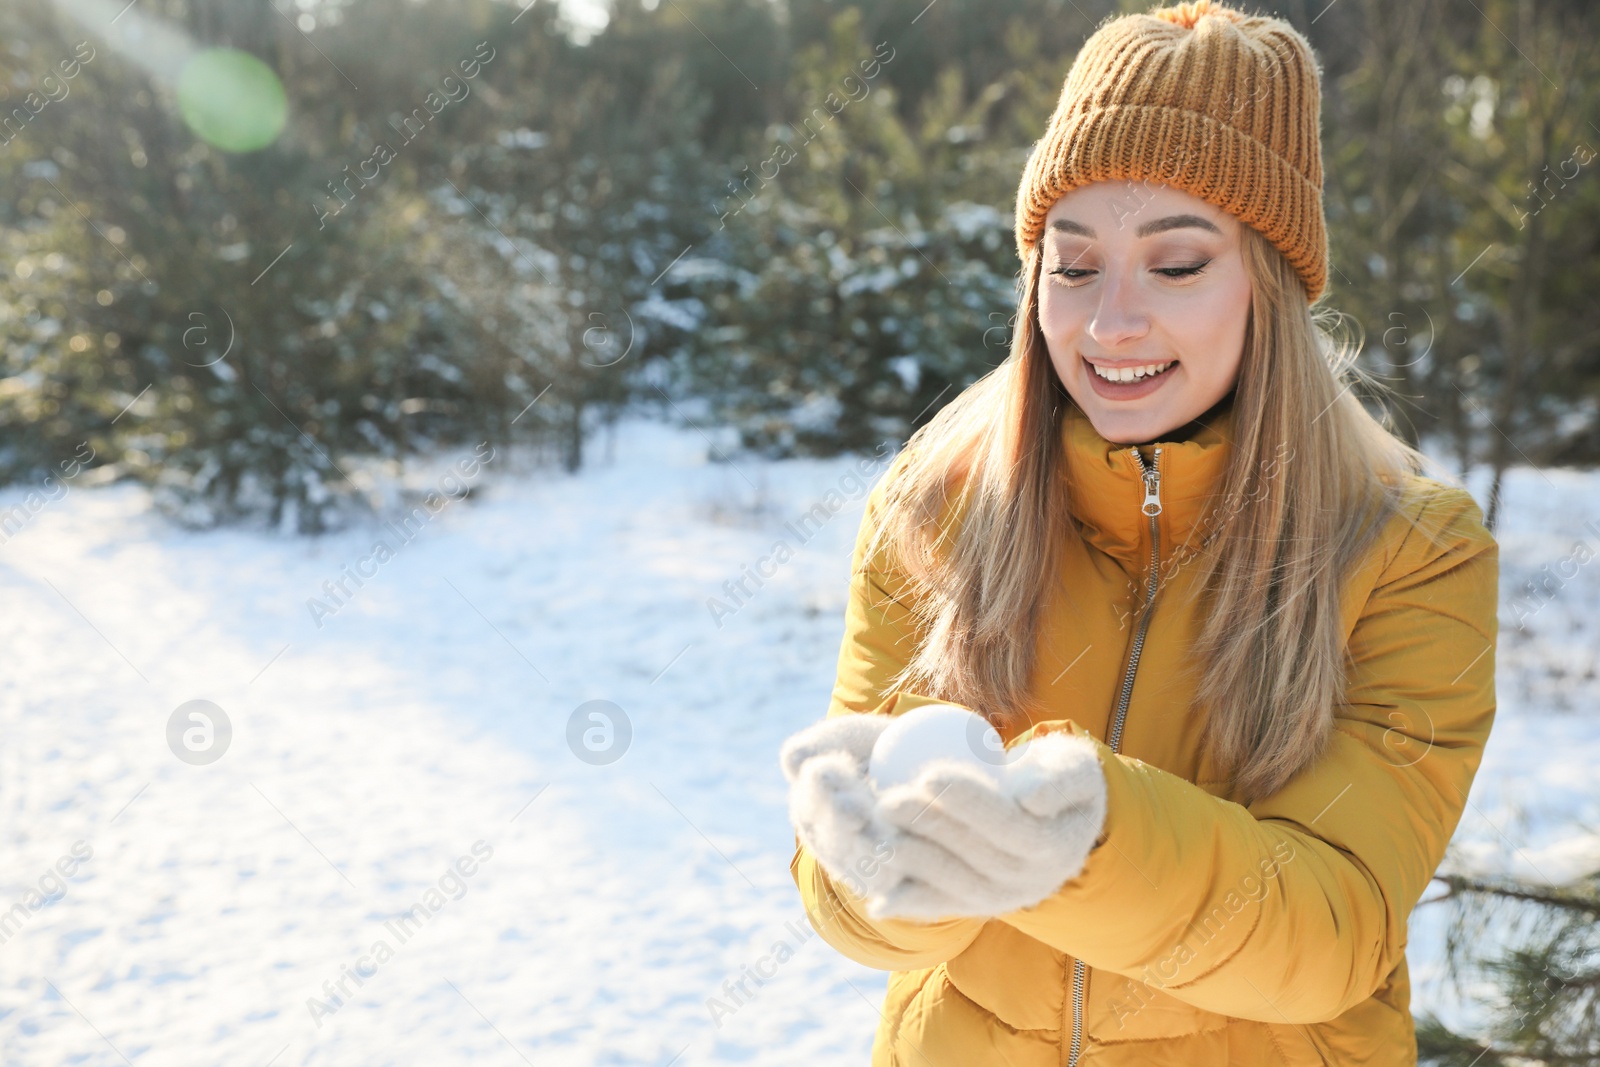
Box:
[1038,181,1253,445]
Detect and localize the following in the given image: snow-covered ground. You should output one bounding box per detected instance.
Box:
[0,413,1593,1065]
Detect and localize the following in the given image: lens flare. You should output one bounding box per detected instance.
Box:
[176,48,287,153]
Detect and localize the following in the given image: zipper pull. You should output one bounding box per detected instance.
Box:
[1140,447,1162,516]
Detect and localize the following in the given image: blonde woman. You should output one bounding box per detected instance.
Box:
[778,1,1499,1063]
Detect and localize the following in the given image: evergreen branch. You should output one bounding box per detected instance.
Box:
[1428,873,1600,917]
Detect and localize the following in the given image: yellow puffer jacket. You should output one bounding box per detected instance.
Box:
[789,397,1499,1065]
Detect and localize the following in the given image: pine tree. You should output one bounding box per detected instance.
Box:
[1416,869,1600,1064]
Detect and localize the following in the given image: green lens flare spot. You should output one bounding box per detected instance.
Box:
[177,48,287,153]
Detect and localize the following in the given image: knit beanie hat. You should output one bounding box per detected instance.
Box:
[1013,0,1328,304]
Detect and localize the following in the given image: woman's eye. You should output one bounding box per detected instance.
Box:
[1048,268,1092,281]
[1154,261,1210,278]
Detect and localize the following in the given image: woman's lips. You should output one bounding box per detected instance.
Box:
[1082,356,1178,400]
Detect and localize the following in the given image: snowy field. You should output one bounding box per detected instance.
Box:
[0,412,1594,1065]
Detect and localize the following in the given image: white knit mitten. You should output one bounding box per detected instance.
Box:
[779,713,902,901]
[869,731,1108,920]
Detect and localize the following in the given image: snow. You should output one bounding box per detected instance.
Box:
[0,413,1593,1062]
[941,201,1008,243]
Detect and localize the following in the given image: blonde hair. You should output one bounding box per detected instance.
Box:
[863,224,1457,805]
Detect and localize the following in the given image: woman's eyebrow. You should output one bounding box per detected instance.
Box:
[1048,213,1223,239]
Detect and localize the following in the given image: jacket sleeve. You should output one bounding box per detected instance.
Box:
[789,454,988,971]
[993,484,1500,1024]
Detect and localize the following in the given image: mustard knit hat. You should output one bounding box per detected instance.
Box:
[1014,0,1329,304]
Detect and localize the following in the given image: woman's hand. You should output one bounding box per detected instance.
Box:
[781,714,1108,923]
[870,731,1109,920]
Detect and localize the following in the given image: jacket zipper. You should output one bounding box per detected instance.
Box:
[1066,445,1162,1067]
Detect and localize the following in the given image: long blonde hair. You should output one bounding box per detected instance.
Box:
[864,224,1457,805]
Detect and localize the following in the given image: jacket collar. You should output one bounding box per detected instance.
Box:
[1060,391,1236,566]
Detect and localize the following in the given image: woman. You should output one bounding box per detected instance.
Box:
[778,1,1499,1064]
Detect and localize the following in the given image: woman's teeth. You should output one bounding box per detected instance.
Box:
[1089,360,1174,382]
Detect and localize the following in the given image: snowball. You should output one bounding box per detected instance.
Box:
[868,703,1019,792]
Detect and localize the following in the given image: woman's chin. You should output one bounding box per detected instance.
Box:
[1072,394,1206,446]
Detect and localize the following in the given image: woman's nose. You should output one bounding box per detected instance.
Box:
[1085,269,1151,349]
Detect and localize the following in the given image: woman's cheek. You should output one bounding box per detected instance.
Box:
[1037,290,1072,341]
[1038,309,1067,360]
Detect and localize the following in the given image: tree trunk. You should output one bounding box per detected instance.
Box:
[563,399,584,473]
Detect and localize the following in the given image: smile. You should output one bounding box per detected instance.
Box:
[1087,359,1176,382]
[1081,356,1180,400]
